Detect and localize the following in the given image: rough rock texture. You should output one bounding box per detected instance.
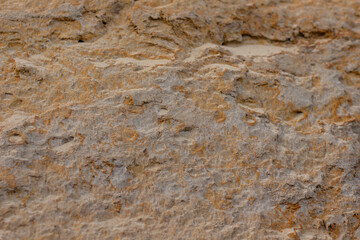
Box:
[0,0,360,239]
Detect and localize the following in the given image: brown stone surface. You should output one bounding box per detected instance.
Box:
[0,0,359,239]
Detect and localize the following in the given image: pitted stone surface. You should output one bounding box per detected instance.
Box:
[0,0,359,239]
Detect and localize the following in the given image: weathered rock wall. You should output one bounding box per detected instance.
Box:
[0,0,359,239]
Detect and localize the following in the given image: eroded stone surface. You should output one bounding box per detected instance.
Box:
[0,0,359,239]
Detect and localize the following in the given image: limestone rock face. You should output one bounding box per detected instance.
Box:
[0,0,359,239]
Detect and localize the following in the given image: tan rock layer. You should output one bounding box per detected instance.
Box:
[0,0,359,239]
